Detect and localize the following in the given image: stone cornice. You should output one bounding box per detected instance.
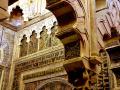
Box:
[23,66,65,82]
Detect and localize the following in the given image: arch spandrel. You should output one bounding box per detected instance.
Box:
[46,0,85,28]
[46,0,86,44]
[45,0,88,60]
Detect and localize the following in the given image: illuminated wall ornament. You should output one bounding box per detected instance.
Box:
[9,6,24,26]
[8,0,49,21]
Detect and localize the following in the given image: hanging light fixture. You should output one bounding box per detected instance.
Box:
[9,6,24,26]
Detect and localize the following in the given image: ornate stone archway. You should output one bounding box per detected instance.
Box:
[43,1,101,90]
[9,0,102,90]
[46,0,86,35]
[45,0,88,58]
[37,78,74,90]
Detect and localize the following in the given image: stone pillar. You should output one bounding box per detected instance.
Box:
[86,0,99,57]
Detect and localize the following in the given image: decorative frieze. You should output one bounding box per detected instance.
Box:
[23,67,64,80]
[15,47,64,73]
[13,45,65,90]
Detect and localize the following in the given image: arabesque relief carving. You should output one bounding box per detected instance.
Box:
[13,46,64,90]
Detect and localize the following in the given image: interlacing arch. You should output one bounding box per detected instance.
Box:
[46,0,85,26]
[46,0,87,52]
